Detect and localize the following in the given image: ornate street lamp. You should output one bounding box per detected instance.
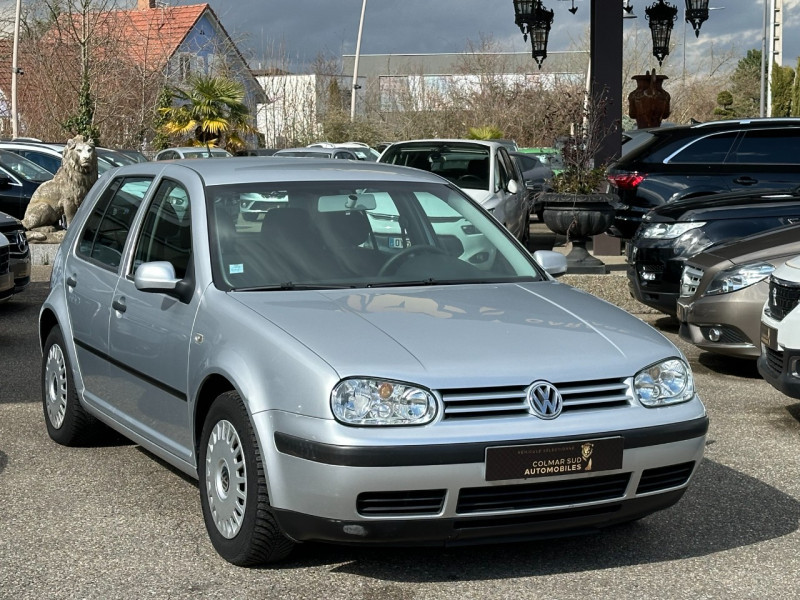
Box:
[645,0,679,67]
[684,0,709,37]
[513,0,555,69]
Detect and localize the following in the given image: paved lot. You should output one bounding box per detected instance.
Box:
[1,269,799,600]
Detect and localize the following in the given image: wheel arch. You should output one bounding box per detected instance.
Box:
[193,374,236,455]
[39,307,60,350]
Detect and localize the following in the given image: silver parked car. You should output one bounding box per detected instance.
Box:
[40,158,707,566]
[378,139,530,244]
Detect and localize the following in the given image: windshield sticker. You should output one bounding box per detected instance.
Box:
[229,264,244,274]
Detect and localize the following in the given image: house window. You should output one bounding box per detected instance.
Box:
[179,54,192,81]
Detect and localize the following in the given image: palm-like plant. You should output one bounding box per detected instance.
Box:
[159,75,254,152]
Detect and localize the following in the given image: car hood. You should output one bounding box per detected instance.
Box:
[692,223,800,269]
[231,282,676,386]
[461,188,495,208]
[645,190,800,223]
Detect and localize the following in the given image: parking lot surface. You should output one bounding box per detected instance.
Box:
[1,271,799,600]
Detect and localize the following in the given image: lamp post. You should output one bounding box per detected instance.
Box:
[513,0,555,69]
[350,0,367,122]
[645,0,679,67]
[11,0,22,138]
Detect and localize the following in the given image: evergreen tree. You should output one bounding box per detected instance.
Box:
[730,49,765,117]
[771,63,795,117]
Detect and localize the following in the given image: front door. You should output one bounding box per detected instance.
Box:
[106,179,198,463]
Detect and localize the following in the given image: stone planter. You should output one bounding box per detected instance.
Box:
[540,192,617,274]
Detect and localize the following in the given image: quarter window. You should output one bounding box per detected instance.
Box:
[77,177,154,269]
[663,131,739,164]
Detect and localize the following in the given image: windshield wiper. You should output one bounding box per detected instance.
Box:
[366,277,538,288]
[232,282,356,291]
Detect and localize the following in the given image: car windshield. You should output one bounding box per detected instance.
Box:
[208,180,542,291]
[0,150,54,182]
[379,143,491,191]
[183,150,230,158]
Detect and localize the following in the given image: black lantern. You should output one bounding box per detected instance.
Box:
[684,0,709,37]
[513,0,555,69]
[645,0,678,67]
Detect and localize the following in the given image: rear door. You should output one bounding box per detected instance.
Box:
[64,176,154,407]
[726,128,800,193]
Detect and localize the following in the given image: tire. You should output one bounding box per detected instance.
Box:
[42,326,99,446]
[199,391,295,566]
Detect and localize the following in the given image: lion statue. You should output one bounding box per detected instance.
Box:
[22,135,99,231]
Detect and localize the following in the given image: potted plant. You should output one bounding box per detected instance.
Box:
[538,90,620,274]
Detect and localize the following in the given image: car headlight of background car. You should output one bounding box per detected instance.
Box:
[634,359,695,407]
[704,262,775,296]
[331,378,437,425]
[640,222,706,240]
[673,227,714,258]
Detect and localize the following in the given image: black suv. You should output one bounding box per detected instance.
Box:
[607,118,800,239]
[0,210,30,298]
[627,188,800,315]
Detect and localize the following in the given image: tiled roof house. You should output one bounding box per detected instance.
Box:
[0,0,264,143]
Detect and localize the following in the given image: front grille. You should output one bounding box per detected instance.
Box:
[456,473,631,514]
[763,346,784,376]
[638,262,664,274]
[767,276,800,321]
[453,504,622,530]
[440,378,632,420]
[357,489,447,516]
[636,462,695,494]
[680,265,704,298]
[0,226,28,255]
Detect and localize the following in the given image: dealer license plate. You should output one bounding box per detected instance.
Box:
[485,437,624,482]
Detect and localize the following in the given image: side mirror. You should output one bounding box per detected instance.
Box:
[134,261,192,302]
[507,179,519,194]
[0,176,11,188]
[532,250,568,277]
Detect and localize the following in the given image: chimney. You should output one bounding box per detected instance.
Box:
[137,0,156,10]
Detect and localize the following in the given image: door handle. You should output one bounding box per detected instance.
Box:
[66,274,77,288]
[112,297,127,313]
[733,176,758,185]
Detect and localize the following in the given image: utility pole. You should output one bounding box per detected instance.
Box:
[11,0,22,138]
[350,0,367,122]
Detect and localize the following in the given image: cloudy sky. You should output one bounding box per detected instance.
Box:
[175,0,799,73]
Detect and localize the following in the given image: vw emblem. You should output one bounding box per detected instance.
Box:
[527,381,563,420]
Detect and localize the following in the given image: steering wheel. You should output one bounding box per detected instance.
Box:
[458,174,483,183]
[378,245,448,276]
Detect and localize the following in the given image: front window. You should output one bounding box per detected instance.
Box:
[208,180,542,291]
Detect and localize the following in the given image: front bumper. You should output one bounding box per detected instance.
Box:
[627,244,687,315]
[258,411,708,545]
[676,282,767,359]
[758,314,800,399]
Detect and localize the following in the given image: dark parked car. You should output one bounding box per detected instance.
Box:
[0,149,54,219]
[0,210,30,298]
[676,223,800,359]
[509,151,554,218]
[0,233,14,302]
[627,188,800,315]
[607,118,800,239]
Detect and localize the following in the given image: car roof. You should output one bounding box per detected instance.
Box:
[386,139,504,149]
[103,156,451,187]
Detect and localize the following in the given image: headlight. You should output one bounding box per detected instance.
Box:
[673,228,713,258]
[640,222,706,239]
[705,262,774,296]
[634,359,694,407]
[331,378,437,425]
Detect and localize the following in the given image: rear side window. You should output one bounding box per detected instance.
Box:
[732,129,800,164]
[77,177,154,269]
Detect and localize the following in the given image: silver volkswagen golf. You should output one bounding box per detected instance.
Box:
[39,158,707,566]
